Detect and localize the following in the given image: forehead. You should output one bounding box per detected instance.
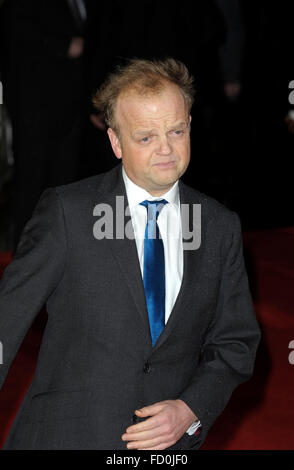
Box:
[115,83,188,130]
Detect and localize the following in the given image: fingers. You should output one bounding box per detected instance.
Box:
[135,401,167,417]
[122,400,180,450]
[124,435,175,450]
[124,402,166,434]
[125,415,160,435]
[122,424,165,443]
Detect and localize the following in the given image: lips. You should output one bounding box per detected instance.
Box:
[153,161,176,167]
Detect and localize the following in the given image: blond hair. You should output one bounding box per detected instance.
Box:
[92,57,195,134]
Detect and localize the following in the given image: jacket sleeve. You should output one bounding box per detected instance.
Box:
[0,188,67,389]
[179,211,261,447]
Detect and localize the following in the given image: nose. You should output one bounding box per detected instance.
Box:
[156,134,172,155]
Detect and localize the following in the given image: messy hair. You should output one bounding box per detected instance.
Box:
[92,57,195,134]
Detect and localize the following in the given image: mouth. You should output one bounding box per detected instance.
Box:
[153,161,176,168]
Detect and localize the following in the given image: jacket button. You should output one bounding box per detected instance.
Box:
[143,361,151,374]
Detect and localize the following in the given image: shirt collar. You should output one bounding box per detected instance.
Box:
[122,164,179,210]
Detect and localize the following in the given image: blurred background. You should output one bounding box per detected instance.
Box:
[0,0,293,450]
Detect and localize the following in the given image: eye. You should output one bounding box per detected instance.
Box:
[170,129,184,136]
[140,135,155,144]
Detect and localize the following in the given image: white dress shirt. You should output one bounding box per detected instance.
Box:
[122,165,183,322]
[122,165,201,436]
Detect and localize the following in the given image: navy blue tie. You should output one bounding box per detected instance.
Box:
[140,199,168,346]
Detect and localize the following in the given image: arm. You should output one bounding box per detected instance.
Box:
[0,188,66,389]
[179,211,261,446]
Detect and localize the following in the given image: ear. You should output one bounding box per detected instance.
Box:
[107,128,122,160]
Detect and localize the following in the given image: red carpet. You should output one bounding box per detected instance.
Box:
[0,228,294,450]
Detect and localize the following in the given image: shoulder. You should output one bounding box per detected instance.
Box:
[179,180,239,227]
[53,174,106,200]
[179,181,243,260]
[50,164,121,205]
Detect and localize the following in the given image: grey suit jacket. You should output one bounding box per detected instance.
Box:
[0,163,261,449]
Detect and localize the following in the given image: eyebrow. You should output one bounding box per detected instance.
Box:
[167,121,189,131]
[132,121,189,137]
[132,129,156,137]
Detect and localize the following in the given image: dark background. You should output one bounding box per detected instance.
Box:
[0,0,293,252]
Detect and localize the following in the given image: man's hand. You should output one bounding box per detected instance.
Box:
[121,399,197,450]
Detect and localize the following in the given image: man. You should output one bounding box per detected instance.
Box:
[0,58,260,450]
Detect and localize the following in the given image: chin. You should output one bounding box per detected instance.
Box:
[156,176,178,189]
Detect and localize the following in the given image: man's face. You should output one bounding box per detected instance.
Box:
[107,82,191,196]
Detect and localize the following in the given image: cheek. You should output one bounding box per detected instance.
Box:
[128,149,153,174]
[136,148,154,166]
[176,140,190,161]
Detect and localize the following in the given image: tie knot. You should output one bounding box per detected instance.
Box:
[140,199,168,220]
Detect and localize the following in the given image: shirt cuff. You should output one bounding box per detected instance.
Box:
[186,420,202,435]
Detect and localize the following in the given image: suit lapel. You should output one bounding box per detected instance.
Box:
[93,164,152,349]
[109,235,152,347]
